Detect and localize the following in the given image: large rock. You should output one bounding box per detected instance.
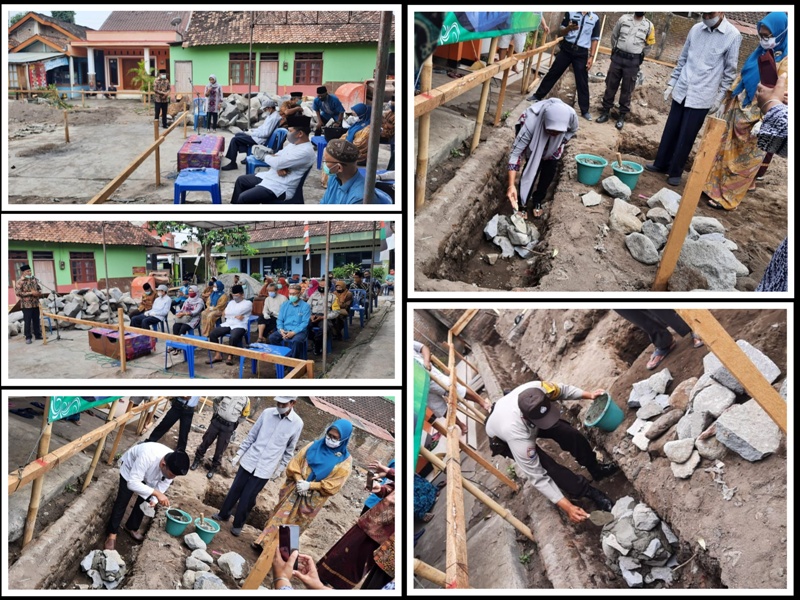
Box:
[609,198,643,235]
[184,532,207,551]
[492,236,515,258]
[602,175,632,200]
[611,496,636,519]
[582,190,603,206]
[647,187,681,216]
[85,302,101,316]
[182,570,197,589]
[109,288,123,301]
[648,369,673,395]
[645,409,683,440]
[191,549,214,564]
[647,566,674,585]
[641,220,669,249]
[702,340,781,394]
[636,400,664,420]
[632,423,653,450]
[63,300,82,318]
[194,573,228,590]
[218,552,248,580]
[484,214,500,239]
[185,556,211,572]
[645,207,672,225]
[699,232,738,251]
[689,372,715,402]
[632,504,660,531]
[670,449,701,478]
[628,380,657,408]
[507,227,531,246]
[691,216,725,235]
[715,399,782,461]
[676,409,712,440]
[676,239,749,291]
[695,435,727,460]
[84,291,99,305]
[664,438,696,463]
[626,232,660,265]
[692,383,735,418]
[622,567,643,588]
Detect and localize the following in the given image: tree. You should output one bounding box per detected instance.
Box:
[128,59,156,96]
[149,222,256,281]
[9,12,27,26]
[50,11,76,23]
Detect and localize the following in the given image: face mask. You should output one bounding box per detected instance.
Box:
[145,290,152,295]
[336,287,343,292]
[289,295,300,303]
[160,74,167,79]
[322,163,332,175]
[188,292,196,298]
[277,283,283,289]
[157,292,165,297]
[233,295,243,302]
[268,291,276,298]
[702,15,720,28]
[277,405,291,415]
[296,99,302,105]
[759,31,784,50]
[325,436,342,448]
[24,274,33,278]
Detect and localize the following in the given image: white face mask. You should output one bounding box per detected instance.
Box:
[276,405,291,415]
[702,15,720,29]
[760,37,777,50]
[325,436,342,448]
[160,74,167,79]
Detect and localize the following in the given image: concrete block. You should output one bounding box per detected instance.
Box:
[703,340,781,394]
[715,399,782,461]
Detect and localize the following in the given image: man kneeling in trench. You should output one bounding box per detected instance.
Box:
[485,382,619,522]
[104,443,190,550]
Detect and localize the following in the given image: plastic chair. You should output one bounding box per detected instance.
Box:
[44,316,53,334]
[245,128,289,174]
[373,188,393,204]
[312,135,328,169]
[238,342,292,379]
[149,315,168,343]
[193,98,207,132]
[174,168,221,204]
[165,333,207,378]
[283,166,314,205]
[349,289,367,328]
[311,326,333,355]
[280,337,308,360]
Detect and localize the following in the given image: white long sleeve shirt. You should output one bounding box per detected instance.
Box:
[118,442,175,501]
[485,381,585,504]
[236,407,304,479]
[220,298,252,330]
[262,293,287,319]
[146,293,172,320]
[250,111,282,145]
[256,141,316,200]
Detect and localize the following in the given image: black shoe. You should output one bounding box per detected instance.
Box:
[596,112,610,124]
[589,462,619,482]
[615,117,625,130]
[582,111,593,121]
[667,176,682,187]
[35,336,43,341]
[527,93,541,102]
[207,467,217,479]
[26,339,32,344]
[644,163,667,174]
[190,459,201,471]
[584,486,613,512]
[221,163,238,171]
[240,159,247,165]
[211,512,229,521]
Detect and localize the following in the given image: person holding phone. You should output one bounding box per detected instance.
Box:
[252,419,353,557]
[362,459,395,515]
[702,12,788,210]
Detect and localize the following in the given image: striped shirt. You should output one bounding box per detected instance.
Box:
[669,18,742,109]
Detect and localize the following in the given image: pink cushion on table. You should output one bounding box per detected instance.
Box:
[178,134,225,171]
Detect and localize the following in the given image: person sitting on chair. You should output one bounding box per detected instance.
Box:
[230,115,316,204]
[129,282,155,319]
[280,91,305,126]
[268,284,312,358]
[200,280,227,337]
[257,282,286,342]
[131,285,171,330]
[208,284,252,366]
[307,280,337,356]
[221,99,282,171]
[320,140,372,205]
[170,286,205,350]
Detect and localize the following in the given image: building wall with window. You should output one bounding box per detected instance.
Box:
[169,42,392,97]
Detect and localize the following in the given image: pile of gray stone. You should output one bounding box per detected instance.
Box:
[625,340,784,481]
[182,531,248,589]
[80,549,127,590]
[601,496,678,588]
[483,213,541,261]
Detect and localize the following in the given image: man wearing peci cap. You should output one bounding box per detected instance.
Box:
[485,381,619,522]
[153,69,171,128]
[280,91,305,125]
[14,264,43,344]
[130,284,171,330]
[208,284,252,365]
[104,442,189,550]
[213,397,304,536]
[230,114,316,203]
[222,98,283,170]
[129,282,155,319]
[320,139,371,204]
[312,85,345,134]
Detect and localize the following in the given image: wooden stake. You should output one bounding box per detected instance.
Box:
[415,54,433,212]
[63,110,69,143]
[414,559,448,587]
[593,16,606,66]
[40,309,48,345]
[653,118,726,290]
[154,119,161,187]
[492,59,511,126]
[82,90,85,108]
[470,37,499,153]
[106,400,134,465]
[22,398,52,547]
[184,110,188,138]
[430,354,489,416]
[450,309,479,337]
[81,399,118,492]
[674,309,787,433]
[117,307,127,373]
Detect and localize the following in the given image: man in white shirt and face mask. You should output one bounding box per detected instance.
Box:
[131,284,171,330]
[208,284,252,365]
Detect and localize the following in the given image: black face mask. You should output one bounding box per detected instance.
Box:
[635,12,645,18]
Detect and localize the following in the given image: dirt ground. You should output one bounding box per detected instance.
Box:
[422,53,788,291]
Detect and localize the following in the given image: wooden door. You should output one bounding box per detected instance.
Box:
[259,61,278,94]
[175,60,193,94]
[121,58,139,90]
[33,260,56,293]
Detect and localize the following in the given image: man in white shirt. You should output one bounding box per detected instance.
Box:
[212,396,304,536]
[130,284,171,330]
[230,114,316,204]
[104,442,189,550]
[208,284,253,365]
[257,282,286,342]
[222,98,282,170]
[147,396,201,453]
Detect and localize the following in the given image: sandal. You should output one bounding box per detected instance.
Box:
[692,333,704,348]
[422,512,435,523]
[206,354,223,365]
[646,340,676,370]
[532,203,543,218]
[225,356,234,366]
[706,198,724,210]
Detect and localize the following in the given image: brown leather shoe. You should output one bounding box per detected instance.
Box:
[123,526,144,543]
[104,536,116,551]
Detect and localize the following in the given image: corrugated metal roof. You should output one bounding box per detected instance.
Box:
[7,51,64,64]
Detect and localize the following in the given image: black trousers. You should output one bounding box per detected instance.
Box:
[614,309,692,351]
[107,474,147,535]
[523,158,559,207]
[601,53,640,116]
[535,419,600,498]
[194,416,237,468]
[131,314,163,330]
[147,402,195,453]
[154,101,168,128]
[173,322,194,336]
[257,315,277,334]
[218,466,269,528]
[231,174,287,204]
[206,111,218,130]
[22,307,42,340]
[225,133,257,161]
[210,326,247,348]
[652,99,709,178]
[534,45,591,114]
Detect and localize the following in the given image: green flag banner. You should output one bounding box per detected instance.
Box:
[413,362,431,463]
[49,396,122,423]
[438,11,541,46]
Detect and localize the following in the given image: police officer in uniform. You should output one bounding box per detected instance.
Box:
[191,396,251,479]
[597,12,656,129]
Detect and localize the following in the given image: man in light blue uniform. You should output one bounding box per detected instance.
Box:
[268,284,312,358]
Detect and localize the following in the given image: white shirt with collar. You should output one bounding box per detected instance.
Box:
[262,293,287,318]
[146,293,172,320]
[250,110,282,145]
[118,442,175,500]
[221,298,253,330]
[256,141,316,200]
[236,407,304,479]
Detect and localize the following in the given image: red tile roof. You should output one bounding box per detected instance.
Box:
[100,11,191,33]
[246,221,380,243]
[184,11,394,46]
[8,222,164,247]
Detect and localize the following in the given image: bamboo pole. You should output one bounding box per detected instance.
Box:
[81,399,119,493]
[415,54,433,212]
[492,57,511,126]
[592,16,606,66]
[63,110,69,143]
[429,368,486,424]
[430,420,518,490]
[117,307,127,373]
[153,119,161,186]
[421,447,534,541]
[22,398,53,547]
[40,309,48,345]
[521,31,539,93]
[415,559,448,587]
[429,355,489,417]
[106,400,134,465]
[470,37,499,153]
[184,109,188,138]
[442,342,479,373]
[653,118,726,290]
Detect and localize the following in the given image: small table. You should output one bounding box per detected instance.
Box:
[178,134,225,171]
[240,343,292,379]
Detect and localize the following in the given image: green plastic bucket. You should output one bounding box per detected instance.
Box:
[584,393,624,432]
[575,154,608,185]
[194,517,220,545]
[165,508,192,536]
[611,160,644,192]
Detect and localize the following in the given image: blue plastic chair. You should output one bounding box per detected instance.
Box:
[238,342,292,379]
[349,289,367,328]
[283,166,313,205]
[193,98,207,132]
[246,128,289,174]
[280,337,308,360]
[165,333,206,378]
[311,325,333,355]
[373,188,393,204]
[312,135,328,169]
[44,316,53,334]
[149,315,168,344]
[174,168,221,204]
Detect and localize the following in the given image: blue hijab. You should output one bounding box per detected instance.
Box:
[731,12,788,107]
[345,103,372,142]
[210,280,225,306]
[304,419,352,481]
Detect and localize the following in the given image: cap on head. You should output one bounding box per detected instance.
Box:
[143,282,152,290]
[159,69,167,75]
[286,114,312,129]
[156,284,168,292]
[290,91,303,98]
[231,284,244,294]
[316,86,328,94]
[275,395,297,404]
[164,451,190,476]
[20,264,31,272]
[518,387,560,430]
[288,283,302,293]
[326,138,359,163]
[261,98,278,108]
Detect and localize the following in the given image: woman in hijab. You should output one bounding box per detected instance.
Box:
[204,74,224,132]
[507,97,579,218]
[343,103,372,165]
[170,286,205,348]
[330,280,353,340]
[200,280,228,337]
[256,276,275,298]
[703,12,789,210]
[277,277,290,298]
[303,278,319,301]
[252,419,353,556]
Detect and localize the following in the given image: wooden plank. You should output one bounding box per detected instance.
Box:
[241,538,273,589]
[653,117,726,290]
[430,354,490,415]
[428,366,486,424]
[81,399,118,493]
[442,343,479,376]
[450,309,479,337]
[153,119,161,186]
[414,559,448,587]
[471,36,499,152]
[106,401,134,465]
[431,420,518,491]
[415,54,433,212]
[493,58,511,127]
[675,309,787,433]
[23,399,52,547]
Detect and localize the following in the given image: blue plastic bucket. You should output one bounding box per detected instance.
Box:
[165,508,192,536]
[194,517,220,545]
[575,154,608,185]
[584,392,625,432]
[611,160,644,192]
